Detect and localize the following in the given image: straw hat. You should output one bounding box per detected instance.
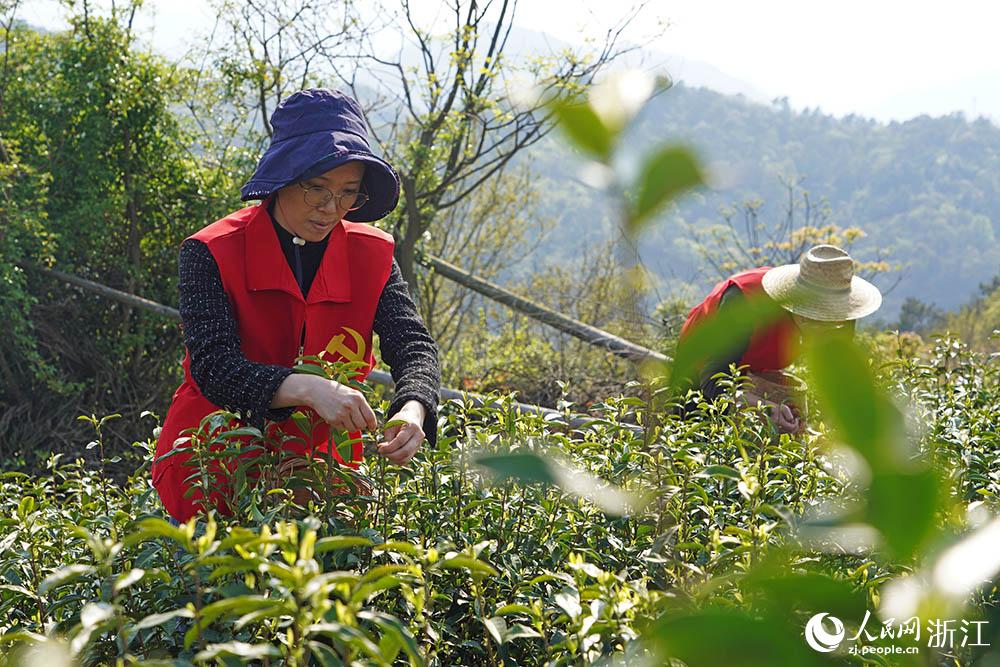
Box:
[761,245,882,321]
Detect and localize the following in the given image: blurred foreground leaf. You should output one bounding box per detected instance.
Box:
[744,570,868,622]
[649,608,828,666]
[805,334,906,472]
[474,451,643,516]
[881,517,1000,626]
[868,469,940,561]
[628,145,704,233]
[805,333,942,559]
[550,98,616,161]
[669,293,786,392]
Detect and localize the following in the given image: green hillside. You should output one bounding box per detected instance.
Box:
[525,83,1000,317]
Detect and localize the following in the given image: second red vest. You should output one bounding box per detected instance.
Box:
[152,200,395,522]
[679,267,799,372]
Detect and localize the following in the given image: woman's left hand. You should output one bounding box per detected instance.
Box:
[377,400,426,464]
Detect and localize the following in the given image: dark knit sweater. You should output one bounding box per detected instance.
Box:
[177,217,440,445]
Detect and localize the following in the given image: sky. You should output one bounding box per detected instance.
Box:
[15,0,1000,123]
[511,0,1000,121]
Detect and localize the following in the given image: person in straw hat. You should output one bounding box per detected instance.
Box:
[678,244,882,433]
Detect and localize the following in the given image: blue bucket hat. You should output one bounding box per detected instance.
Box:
[240,88,400,223]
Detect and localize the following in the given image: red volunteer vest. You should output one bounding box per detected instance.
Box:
[679,267,799,373]
[152,201,394,521]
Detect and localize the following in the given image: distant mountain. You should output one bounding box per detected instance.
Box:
[402,25,1000,319]
[519,83,1000,318]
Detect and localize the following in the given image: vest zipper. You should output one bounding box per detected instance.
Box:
[294,239,306,358]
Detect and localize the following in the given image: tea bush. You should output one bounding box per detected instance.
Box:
[0,335,998,665]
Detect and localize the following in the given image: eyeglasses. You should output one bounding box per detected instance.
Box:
[298,182,369,211]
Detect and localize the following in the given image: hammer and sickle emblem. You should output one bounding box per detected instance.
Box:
[324,326,367,363]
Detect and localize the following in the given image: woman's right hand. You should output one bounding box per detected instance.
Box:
[273,374,377,432]
[308,377,378,432]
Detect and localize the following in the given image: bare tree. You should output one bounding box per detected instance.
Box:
[179,0,365,184]
[417,165,553,353]
[330,0,653,295]
[690,177,900,288]
[213,0,365,136]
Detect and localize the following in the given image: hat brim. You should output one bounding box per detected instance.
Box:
[240,131,400,223]
[761,264,882,321]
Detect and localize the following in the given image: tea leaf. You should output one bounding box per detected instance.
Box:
[314,535,373,553]
[194,641,281,659]
[483,616,507,645]
[40,564,95,595]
